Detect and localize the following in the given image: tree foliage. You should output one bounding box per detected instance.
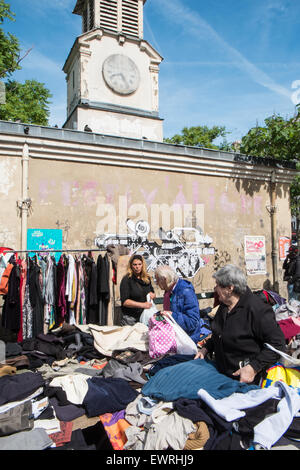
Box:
[0,0,21,79]
[0,1,52,125]
[164,125,230,149]
[240,107,300,216]
[0,79,52,125]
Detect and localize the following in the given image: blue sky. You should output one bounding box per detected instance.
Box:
[3,0,300,142]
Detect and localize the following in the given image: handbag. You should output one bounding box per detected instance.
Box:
[148,313,177,358]
[139,294,158,326]
[164,315,198,356]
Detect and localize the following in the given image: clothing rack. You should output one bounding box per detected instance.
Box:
[3,249,104,254]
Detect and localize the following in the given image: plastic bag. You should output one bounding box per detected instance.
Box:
[148,313,177,358]
[164,315,198,356]
[139,294,158,326]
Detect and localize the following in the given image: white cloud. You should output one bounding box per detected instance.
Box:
[153,0,291,100]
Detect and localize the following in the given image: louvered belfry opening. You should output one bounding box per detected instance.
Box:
[77,0,143,38]
[99,0,118,33]
[121,0,139,37]
[77,0,146,39]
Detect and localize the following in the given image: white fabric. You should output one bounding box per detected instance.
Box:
[49,374,89,405]
[144,411,196,450]
[139,294,158,326]
[198,381,300,449]
[0,253,12,282]
[65,254,76,324]
[88,322,149,357]
[164,315,198,355]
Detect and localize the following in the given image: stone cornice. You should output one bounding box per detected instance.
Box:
[0,122,297,184]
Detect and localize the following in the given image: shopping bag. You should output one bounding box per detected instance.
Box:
[148,313,177,358]
[164,315,198,356]
[139,294,159,326]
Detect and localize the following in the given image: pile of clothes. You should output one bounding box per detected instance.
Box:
[0,300,300,451]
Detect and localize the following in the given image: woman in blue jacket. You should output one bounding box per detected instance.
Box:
[155,265,205,343]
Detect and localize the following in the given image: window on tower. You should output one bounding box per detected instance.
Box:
[122,0,139,37]
[100,0,118,33]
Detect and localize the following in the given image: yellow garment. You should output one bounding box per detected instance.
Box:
[261,364,300,389]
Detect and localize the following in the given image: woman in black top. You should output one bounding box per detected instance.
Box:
[120,254,155,325]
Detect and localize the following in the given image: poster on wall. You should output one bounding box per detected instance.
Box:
[279,236,291,261]
[27,229,63,262]
[244,235,266,275]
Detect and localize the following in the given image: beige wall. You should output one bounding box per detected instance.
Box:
[0,126,296,300]
[0,155,22,249]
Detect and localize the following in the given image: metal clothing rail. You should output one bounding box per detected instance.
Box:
[3,249,104,253]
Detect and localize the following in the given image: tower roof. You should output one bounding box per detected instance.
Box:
[73,0,147,16]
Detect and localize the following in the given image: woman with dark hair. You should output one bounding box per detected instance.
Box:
[120,254,156,325]
[194,264,286,384]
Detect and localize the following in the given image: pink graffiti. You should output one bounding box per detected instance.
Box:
[104,184,115,204]
[192,181,199,205]
[140,188,158,206]
[174,185,187,206]
[39,180,56,203]
[240,195,252,214]
[220,193,236,213]
[83,181,98,206]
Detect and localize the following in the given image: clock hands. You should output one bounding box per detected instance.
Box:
[110,72,129,89]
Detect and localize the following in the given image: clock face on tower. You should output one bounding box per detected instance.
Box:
[102,54,140,96]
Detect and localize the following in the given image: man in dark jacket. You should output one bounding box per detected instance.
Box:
[283,245,299,301]
[195,264,286,384]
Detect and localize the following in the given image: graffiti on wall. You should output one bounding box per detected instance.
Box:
[95,219,215,278]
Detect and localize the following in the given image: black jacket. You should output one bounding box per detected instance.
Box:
[120,274,154,319]
[205,288,286,379]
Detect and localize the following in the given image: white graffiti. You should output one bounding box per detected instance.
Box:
[95,219,215,278]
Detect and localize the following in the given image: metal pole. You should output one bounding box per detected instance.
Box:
[270,171,279,292]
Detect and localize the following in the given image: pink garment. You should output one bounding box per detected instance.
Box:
[278,317,300,342]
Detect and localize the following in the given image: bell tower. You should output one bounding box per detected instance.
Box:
[63,0,164,141]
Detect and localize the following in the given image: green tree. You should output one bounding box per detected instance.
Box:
[0,0,21,78]
[164,125,230,150]
[0,79,52,125]
[240,106,300,244]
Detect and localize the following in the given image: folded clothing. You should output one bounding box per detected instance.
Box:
[0,428,53,450]
[0,372,45,406]
[83,377,138,417]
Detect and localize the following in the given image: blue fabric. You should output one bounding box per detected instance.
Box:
[171,278,209,343]
[142,359,259,401]
[83,377,138,417]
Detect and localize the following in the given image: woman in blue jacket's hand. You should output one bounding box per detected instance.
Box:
[154,265,204,344]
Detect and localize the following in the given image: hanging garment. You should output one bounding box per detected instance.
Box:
[56,255,67,322]
[29,259,45,339]
[97,254,110,325]
[65,255,76,324]
[43,256,56,332]
[17,259,27,342]
[0,263,14,295]
[2,262,21,333]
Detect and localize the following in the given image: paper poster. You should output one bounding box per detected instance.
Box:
[244,235,266,275]
[27,228,63,262]
[279,236,291,261]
